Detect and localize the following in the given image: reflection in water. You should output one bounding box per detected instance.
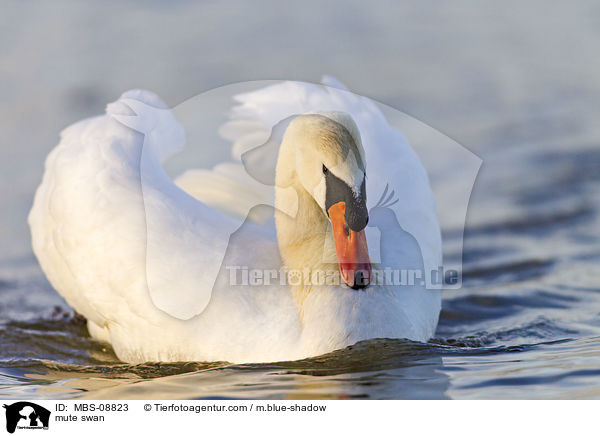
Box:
[1,338,449,400]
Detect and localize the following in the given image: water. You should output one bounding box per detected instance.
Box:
[1,1,599,399]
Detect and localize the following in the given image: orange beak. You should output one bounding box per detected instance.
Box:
[328,202,371,289]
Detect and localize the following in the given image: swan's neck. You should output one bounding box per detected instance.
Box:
[274,142,339,311]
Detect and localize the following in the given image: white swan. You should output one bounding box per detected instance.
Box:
[29,78,442,364]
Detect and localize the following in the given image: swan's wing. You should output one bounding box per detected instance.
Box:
[29,90,248,325]
[220,77,442,278]
[173,115,279,224]
[175,163,273,224]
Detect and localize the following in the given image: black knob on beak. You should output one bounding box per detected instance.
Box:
[352,270,369,289]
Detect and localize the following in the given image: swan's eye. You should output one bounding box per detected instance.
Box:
[322,165,329,175]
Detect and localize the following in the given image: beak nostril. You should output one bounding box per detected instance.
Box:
[344,223,350,236]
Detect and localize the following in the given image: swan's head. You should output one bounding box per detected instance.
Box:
[281,112,371,289]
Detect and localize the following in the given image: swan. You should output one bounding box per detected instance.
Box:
[28,78,442,364]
